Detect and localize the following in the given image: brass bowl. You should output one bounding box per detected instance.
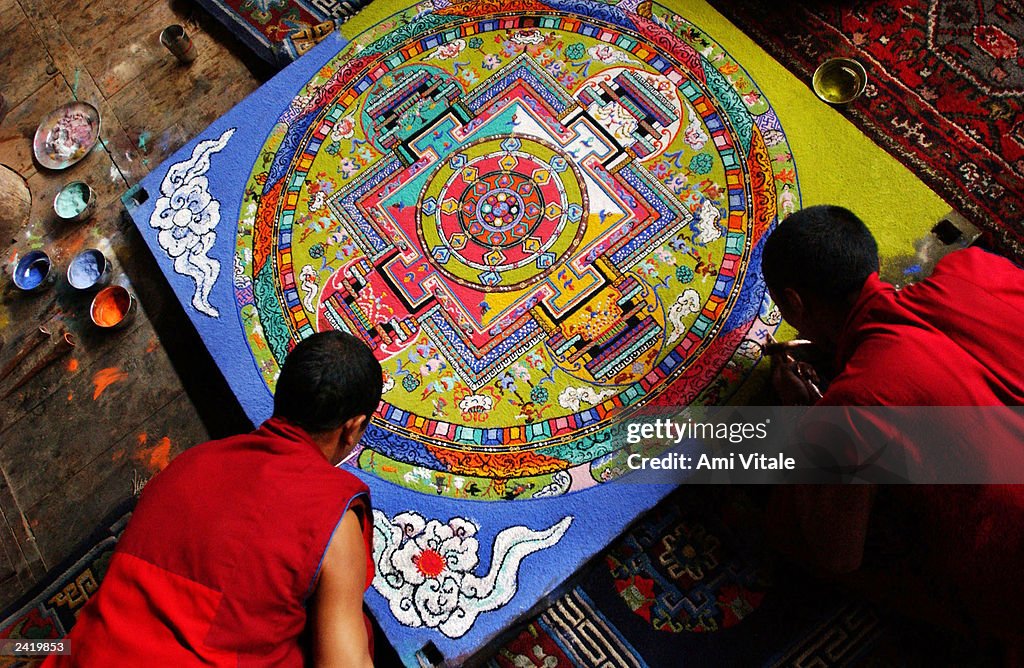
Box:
[812,58,868,105]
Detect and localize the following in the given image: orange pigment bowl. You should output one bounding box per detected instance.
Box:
[90,285,136,329]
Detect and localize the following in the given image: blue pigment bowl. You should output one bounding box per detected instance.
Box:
[67,248,111,290]
[13,250,52,292]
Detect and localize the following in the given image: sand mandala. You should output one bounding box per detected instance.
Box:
[232,0,793,503]
[130,0,796,660]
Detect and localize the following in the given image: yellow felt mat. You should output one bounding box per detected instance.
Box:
[679,1,949,251]
[678,0,950,342]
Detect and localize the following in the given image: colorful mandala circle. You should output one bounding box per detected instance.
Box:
[235,0,797,501]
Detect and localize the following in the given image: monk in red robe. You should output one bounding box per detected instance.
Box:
[761,205,1024,651]
[46,331,382,667]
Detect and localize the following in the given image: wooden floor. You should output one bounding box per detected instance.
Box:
[0,0,275,609]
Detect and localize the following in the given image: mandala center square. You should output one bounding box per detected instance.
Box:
[433,147,575,281]
[466,182,532,241]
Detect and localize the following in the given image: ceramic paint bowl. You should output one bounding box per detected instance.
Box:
[53,180,96,223]
[67,248,111,290]
[90,285,135,329]
[12,250,53,292]
[812,57,868,105]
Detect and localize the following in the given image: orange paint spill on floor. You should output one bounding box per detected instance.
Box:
[67,358,79,372]
[111,448,125,462]
[92,367,128,400]
[145,337,159,353]
[137,432,147,445]
[134,436,172,473]
[67,392,73,401]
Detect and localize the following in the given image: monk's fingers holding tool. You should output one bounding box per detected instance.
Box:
[771,354,814,405]
[794,362,823,402]
[794,361,820,385]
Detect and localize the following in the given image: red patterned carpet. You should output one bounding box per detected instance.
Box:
[708,0,1024,261]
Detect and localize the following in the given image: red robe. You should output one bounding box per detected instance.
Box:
[45,417,374,666]
[769,248,1024,640]
[822,246,1024,406]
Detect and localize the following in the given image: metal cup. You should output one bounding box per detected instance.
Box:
[53,180,96,223]
[12,250,53,293]
[90,285,136,330]
[67,248,111,290]
[160,25,197,64]
[812,57,868,105]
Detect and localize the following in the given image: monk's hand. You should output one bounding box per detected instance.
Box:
[770,352,822,405]
[771,352,807,405]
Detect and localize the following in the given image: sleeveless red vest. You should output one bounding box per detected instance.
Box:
[47,417,374,666]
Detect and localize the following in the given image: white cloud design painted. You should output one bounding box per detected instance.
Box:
[149,128,235,318]
[372,510,572,638]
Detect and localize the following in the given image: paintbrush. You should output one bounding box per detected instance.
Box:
[760,338,814,356]
[759,330,814,357]
[761,333,824,401]
[0,326,52,383]
[2,331,76,399]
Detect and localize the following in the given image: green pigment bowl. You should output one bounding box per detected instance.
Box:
[53,180,96,223]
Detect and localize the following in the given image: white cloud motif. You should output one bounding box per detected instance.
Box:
[402,466,432,485]
[557,386,615,412]
[588,44,635,64]
[667,288,702,344]
[458,394,493,414]
[431,39,466,60]
[682,101,709,151]
[373,511,572,638]
[149,128,235,317]
[511,29,543,45]
[309,190,327,212]
[299,264,319,313]
[533,470,572,498]
[232,254,249,289]
[695,200,723,246]
[331,115,356,141]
